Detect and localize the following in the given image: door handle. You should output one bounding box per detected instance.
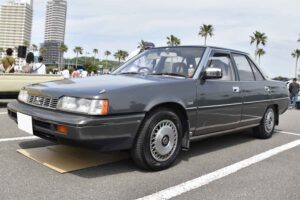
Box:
[233,86,240,93]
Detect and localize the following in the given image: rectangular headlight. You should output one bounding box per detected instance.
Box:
[57,97,109,115]
[18,90,29,103]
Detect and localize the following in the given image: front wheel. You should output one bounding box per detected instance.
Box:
[253,107,276,139]
[131,108,182,171]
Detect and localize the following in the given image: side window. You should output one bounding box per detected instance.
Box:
[248,58,265,81]
[206,53,235,81]
[233,54,255,81]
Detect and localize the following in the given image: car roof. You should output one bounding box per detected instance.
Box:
[151,45,249,55]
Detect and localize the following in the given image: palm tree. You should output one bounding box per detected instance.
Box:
[93,48,99,65]
[31,44,38,54]
[114,50,129,66]
[23,40,30,48]
[121,50,129,61]
[138,40,146,51]
[59,44,68,69]
[39,47,47,55]
[73,46,83,68]
[250,31,267,60]
[104,50,111,67]
[166,35,181,46]
[292,49,300,78]
[198,24,214,46]
[256,48,266,65]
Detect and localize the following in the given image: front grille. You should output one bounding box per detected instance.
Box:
[27,95,58,109]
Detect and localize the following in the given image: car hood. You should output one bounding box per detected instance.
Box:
[26,74,185,98]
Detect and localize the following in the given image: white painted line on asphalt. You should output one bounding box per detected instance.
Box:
[137,139,300,200]
[278,131,300,136]
[0,112,7,115]
[0,136,38,143]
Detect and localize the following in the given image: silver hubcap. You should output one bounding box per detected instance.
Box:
[150,120,178,162]
[264,109,275,133]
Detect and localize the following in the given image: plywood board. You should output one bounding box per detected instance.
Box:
[17,145,129,173]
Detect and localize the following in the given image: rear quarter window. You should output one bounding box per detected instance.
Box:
[248,58,265,81]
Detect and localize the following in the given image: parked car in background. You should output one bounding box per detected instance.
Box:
[7,46,289,170]
[0,73,64,98]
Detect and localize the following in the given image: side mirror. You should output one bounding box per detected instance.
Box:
[203,67,222,79]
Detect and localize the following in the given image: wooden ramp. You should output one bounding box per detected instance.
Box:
[17,145,129,173]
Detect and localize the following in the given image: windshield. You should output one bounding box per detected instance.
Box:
[113,47,206,78]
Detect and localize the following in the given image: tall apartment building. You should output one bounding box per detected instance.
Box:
[0,0,33,59]
[42,0,67,65]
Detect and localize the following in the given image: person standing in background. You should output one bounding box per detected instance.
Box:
[81,69,88,78]
[22,52,34,73]
[289,78,300,109]
[71,66,80,78]
[0,48,16,73]
[32,56,46,74]
[61,66,70,78]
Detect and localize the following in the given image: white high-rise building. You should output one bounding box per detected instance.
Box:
[0,0,33,58]
[43,0,67,64]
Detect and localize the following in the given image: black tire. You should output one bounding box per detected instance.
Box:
[131,108,183,171]
[253,107,276,139]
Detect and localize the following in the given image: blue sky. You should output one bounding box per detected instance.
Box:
[1,0,300,78]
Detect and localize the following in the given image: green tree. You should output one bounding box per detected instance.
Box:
[256,48,266,65]
[31,44,38,54]
[39,47,47,55]
[23,40,30,47]
[104,50,111,67]
[59,44,68,69]
[292,49,300,78]
[250,31,267,61]
[93,48,99,65]
[114,50,129,66]
[198,24,214,46]
[166,35,181,46]
[121,51,129,61]
[138,40,146,51]
[73,46,83,68]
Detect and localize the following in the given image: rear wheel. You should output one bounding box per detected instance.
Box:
[131,108,182,171]
[253,107,275,139]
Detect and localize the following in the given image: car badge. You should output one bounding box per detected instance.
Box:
[35,97,43,105]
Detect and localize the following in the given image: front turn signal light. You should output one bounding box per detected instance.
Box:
[56,125,68,135]
[101,100,109,115]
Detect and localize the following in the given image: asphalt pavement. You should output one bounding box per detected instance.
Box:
[0,102,299,200]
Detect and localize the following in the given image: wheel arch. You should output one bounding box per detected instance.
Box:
[145,102,191,150]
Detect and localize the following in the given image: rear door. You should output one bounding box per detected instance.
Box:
[232,53,270,126]
[195,50,242,135]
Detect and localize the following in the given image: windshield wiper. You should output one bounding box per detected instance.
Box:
[151,73,186,78]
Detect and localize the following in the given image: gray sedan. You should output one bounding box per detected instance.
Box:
[7,46,289,170]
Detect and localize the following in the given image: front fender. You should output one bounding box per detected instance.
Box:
[144,96,187,112]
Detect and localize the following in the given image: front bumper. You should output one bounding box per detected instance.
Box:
[7,101,145,151]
